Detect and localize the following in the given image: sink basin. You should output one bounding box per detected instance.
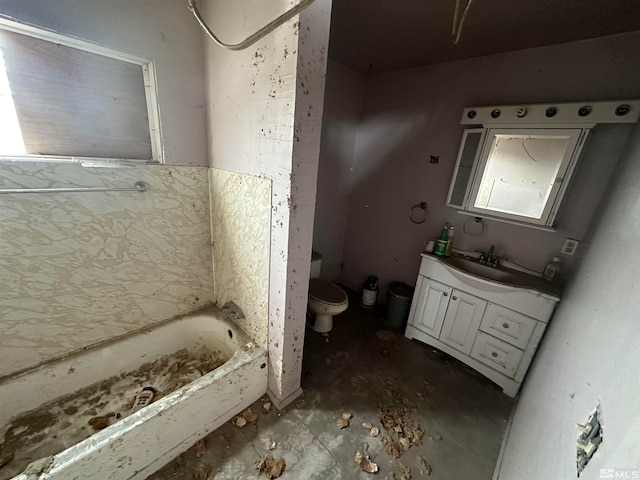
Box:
[429,253,561,298]
[443,256,521,283]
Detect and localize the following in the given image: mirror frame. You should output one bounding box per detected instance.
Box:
[447,127,590,228]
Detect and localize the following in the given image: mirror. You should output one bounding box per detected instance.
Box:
[447,127,589,227]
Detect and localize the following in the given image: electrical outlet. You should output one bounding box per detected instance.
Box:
[562,238,579,255]
[430,155,439,164]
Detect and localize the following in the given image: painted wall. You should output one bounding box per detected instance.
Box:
[203,0,332,407]
[341,32,640,296]
[209,168,271,348]
[0,0,208,166]
[313,59,365,281]
[495,124,640,480]
[0,162,214,378]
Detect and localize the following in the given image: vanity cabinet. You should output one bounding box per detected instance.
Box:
[405,254,559,397]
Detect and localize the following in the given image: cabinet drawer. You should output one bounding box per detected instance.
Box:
[479,303,537,349]
[471,331,523,378]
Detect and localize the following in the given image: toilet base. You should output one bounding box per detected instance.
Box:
[311,314,333,333]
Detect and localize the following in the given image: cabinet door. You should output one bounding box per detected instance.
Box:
[408,276,451,338]
[439,289,487,354]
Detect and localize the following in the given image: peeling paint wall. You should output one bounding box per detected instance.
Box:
[203,0,331,407]
[209,168,271,348]
[271,0,333,405]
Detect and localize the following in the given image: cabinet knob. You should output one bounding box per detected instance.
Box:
[443,292,448,297]
[502,323,509,329]
[491,352,498,358]
[452,296,457,301]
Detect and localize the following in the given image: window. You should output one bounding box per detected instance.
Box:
[0,18,162,164]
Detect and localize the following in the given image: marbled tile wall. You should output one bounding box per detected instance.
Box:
[0,162,214,378]
[209,169,271,348]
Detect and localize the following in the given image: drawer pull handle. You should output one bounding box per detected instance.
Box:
[502,323,509,329]
[491,352,498,358]
[443,292,448,297]
[452,296,457,300]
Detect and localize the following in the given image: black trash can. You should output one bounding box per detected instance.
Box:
[385,282,415,329]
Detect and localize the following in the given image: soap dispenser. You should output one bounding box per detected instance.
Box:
[542,257,561,281]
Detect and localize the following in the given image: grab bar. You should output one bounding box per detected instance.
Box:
[0,181,148,194]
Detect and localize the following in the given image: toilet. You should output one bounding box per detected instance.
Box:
[308,251,349,333]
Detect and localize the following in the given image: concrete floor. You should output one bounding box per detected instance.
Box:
[149,292,514,480]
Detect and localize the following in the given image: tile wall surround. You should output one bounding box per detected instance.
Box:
[0,161,214,378]
[209,168,271,349]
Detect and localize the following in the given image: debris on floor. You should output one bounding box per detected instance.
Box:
[262,401,272,413]
[354,443,379,474]
[415,455,432,476]
[231,407,260,429]
[429,433,443,442]
[269,440,277,450]
[194,439,207,458]
[242,408,258,423]
[376,330,396,341]
[0,449,14,468]
[361,421,380,437]
[256,455,286,479]
[336,411,352,429]
[87,413,116,432]
[390,464,412,480]
[378,404,424,458]
[233,416,247,428]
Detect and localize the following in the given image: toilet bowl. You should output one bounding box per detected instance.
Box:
[308,278,349,333]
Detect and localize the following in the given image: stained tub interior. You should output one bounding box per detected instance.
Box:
[0,305,252,480]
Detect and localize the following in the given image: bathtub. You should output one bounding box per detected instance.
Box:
[0,305,268,480]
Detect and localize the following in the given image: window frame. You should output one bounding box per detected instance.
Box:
[0,16,163,165]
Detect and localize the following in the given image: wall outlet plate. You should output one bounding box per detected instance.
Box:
[562,238,579,255]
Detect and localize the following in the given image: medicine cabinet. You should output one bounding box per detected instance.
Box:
[447,100,640,228]
[447,127,588,227]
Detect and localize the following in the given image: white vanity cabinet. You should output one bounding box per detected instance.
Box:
[405,254,560,397]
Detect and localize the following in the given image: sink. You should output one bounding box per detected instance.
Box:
[443,256,521,283]
[429,253,561,298]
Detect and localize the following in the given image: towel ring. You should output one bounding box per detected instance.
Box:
[463,217,486,236]
[409,202,428,224]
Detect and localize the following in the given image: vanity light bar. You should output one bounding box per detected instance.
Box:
[461,99,640,125]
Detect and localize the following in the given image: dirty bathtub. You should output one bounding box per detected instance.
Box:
[0,305,268,480]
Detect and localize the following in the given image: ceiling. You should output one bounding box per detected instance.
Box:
[328,0,640,73]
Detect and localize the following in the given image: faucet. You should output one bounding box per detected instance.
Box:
[479,245,499,267]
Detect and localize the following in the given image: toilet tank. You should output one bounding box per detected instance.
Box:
[310,251,322,279]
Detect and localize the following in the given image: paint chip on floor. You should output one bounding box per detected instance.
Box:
[256,455,286,479]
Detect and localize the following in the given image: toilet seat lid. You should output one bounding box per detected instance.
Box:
[309,279,347,305]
